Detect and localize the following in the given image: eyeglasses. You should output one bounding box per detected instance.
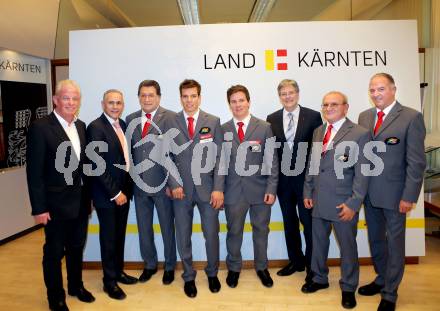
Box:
[279,91,297,97]
[321,102,345,109]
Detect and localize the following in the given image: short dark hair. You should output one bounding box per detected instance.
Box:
[371,72,395,85]
[179,79,201,96]
[227,85,250,103]
[137,80,161,96]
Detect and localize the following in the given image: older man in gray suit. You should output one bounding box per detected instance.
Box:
[358,73,426,311]
[222,85,279,289]
[168,79,224,298]
[126,80,177,285]
[302,91,370,309]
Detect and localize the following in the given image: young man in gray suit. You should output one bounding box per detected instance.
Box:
[168,79,224,298]
[358,73,426,311]
[222,85,279,289]
[125,80,177,285]
[302,91,370,309]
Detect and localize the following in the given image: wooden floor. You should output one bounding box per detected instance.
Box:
[1,229,440,310]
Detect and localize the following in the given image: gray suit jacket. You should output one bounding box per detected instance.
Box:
[221,115,279,205]
[126,106,177,196]
[303,119,370,222]
[358,101,426,209]
[167,109,224,202]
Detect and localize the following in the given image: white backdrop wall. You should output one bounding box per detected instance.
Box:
[70,20,425,262]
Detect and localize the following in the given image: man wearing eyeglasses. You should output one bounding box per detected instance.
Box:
[26,80,95,310]
[302,91,369,309]
[358,73,426,311]
[266,79,322,282]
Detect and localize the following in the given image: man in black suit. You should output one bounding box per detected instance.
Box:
[87,89,137,300]
[266,79,322,280]
[26,80,95,311]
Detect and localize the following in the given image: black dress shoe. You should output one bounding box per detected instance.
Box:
[184,280,197,298]
[103,284,126,300]
[305,269,314,284]
[378,299,396,311]
[342,291,357,309]
[277,262,305,276]
[49,300,69,311]
[138,268,157,283]
[68,286,95,303]
[301,281,329,293]
[358,281,383,296]
[208,276,221,293]
[162,270,175,285]
[257,269,274,288]
[226,271,240,288]
[118,271,138,285]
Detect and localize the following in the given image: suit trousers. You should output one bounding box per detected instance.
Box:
[364,195,406,303]
[95,203,129,286]
[173,190,219,282]
[134,192,176,271]
[278,188,312,267]
[225,200,271,272]
[43,215,88,303]
[311,215,359,292]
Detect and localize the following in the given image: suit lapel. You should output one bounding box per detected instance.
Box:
[100,114,124,156]
[151,106,165,135]
[294,106,305,142]
[375,102,402,137]
[176,111,190,140]
[244,115,258,141]
[225,119,240,144]
[49,113,70,143]
[332,119,353,146]
[273,109,286,142]
[193,110,206,141]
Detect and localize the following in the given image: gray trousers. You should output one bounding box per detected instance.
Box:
[134,192,176,271]
[173,190,219,282]
[311,215,359,292]
[364,196,406,303]
[225,200,271,272]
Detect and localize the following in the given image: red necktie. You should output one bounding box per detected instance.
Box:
[187,117,195,139]
[237,121,245,143]
[322,124,333,153]
[141,113,152,138]
[374,110,385,135]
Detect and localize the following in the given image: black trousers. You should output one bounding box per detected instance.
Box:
[43,215,88,304]
[278,187,313,268]
[95,203,129,286]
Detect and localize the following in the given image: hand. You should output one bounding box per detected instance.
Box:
[336,203,355,221]
[210,191,224,209]
[264,193,276,205]
[165,187,172,198]
[115,193,128,206]
[34,212,51,225]
[303,198,313,209]
[399,200,414,214]
[172,187,185,200]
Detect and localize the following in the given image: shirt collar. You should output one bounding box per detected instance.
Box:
[103,112,119,126]
[54,110,77,127]
[326,117,346,131]
[283,105,300,118]
[377,100,396,115]
[183,109,200,122]
[142,106,159,119]
[233,113,251,127]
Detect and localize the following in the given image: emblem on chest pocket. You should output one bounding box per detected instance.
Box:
[385,137,400,145]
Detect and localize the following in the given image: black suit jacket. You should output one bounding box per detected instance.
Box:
[87,113,132,209]
[26,112,90,220]
[266,106,322,195]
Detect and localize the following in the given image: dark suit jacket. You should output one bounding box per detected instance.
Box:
[266,106,322,196]
[87,113,132,209]
[26,112,90,220]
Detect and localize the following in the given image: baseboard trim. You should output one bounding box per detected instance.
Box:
[83,257,419,270]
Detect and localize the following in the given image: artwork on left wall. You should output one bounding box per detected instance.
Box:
[0,81,47,169]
